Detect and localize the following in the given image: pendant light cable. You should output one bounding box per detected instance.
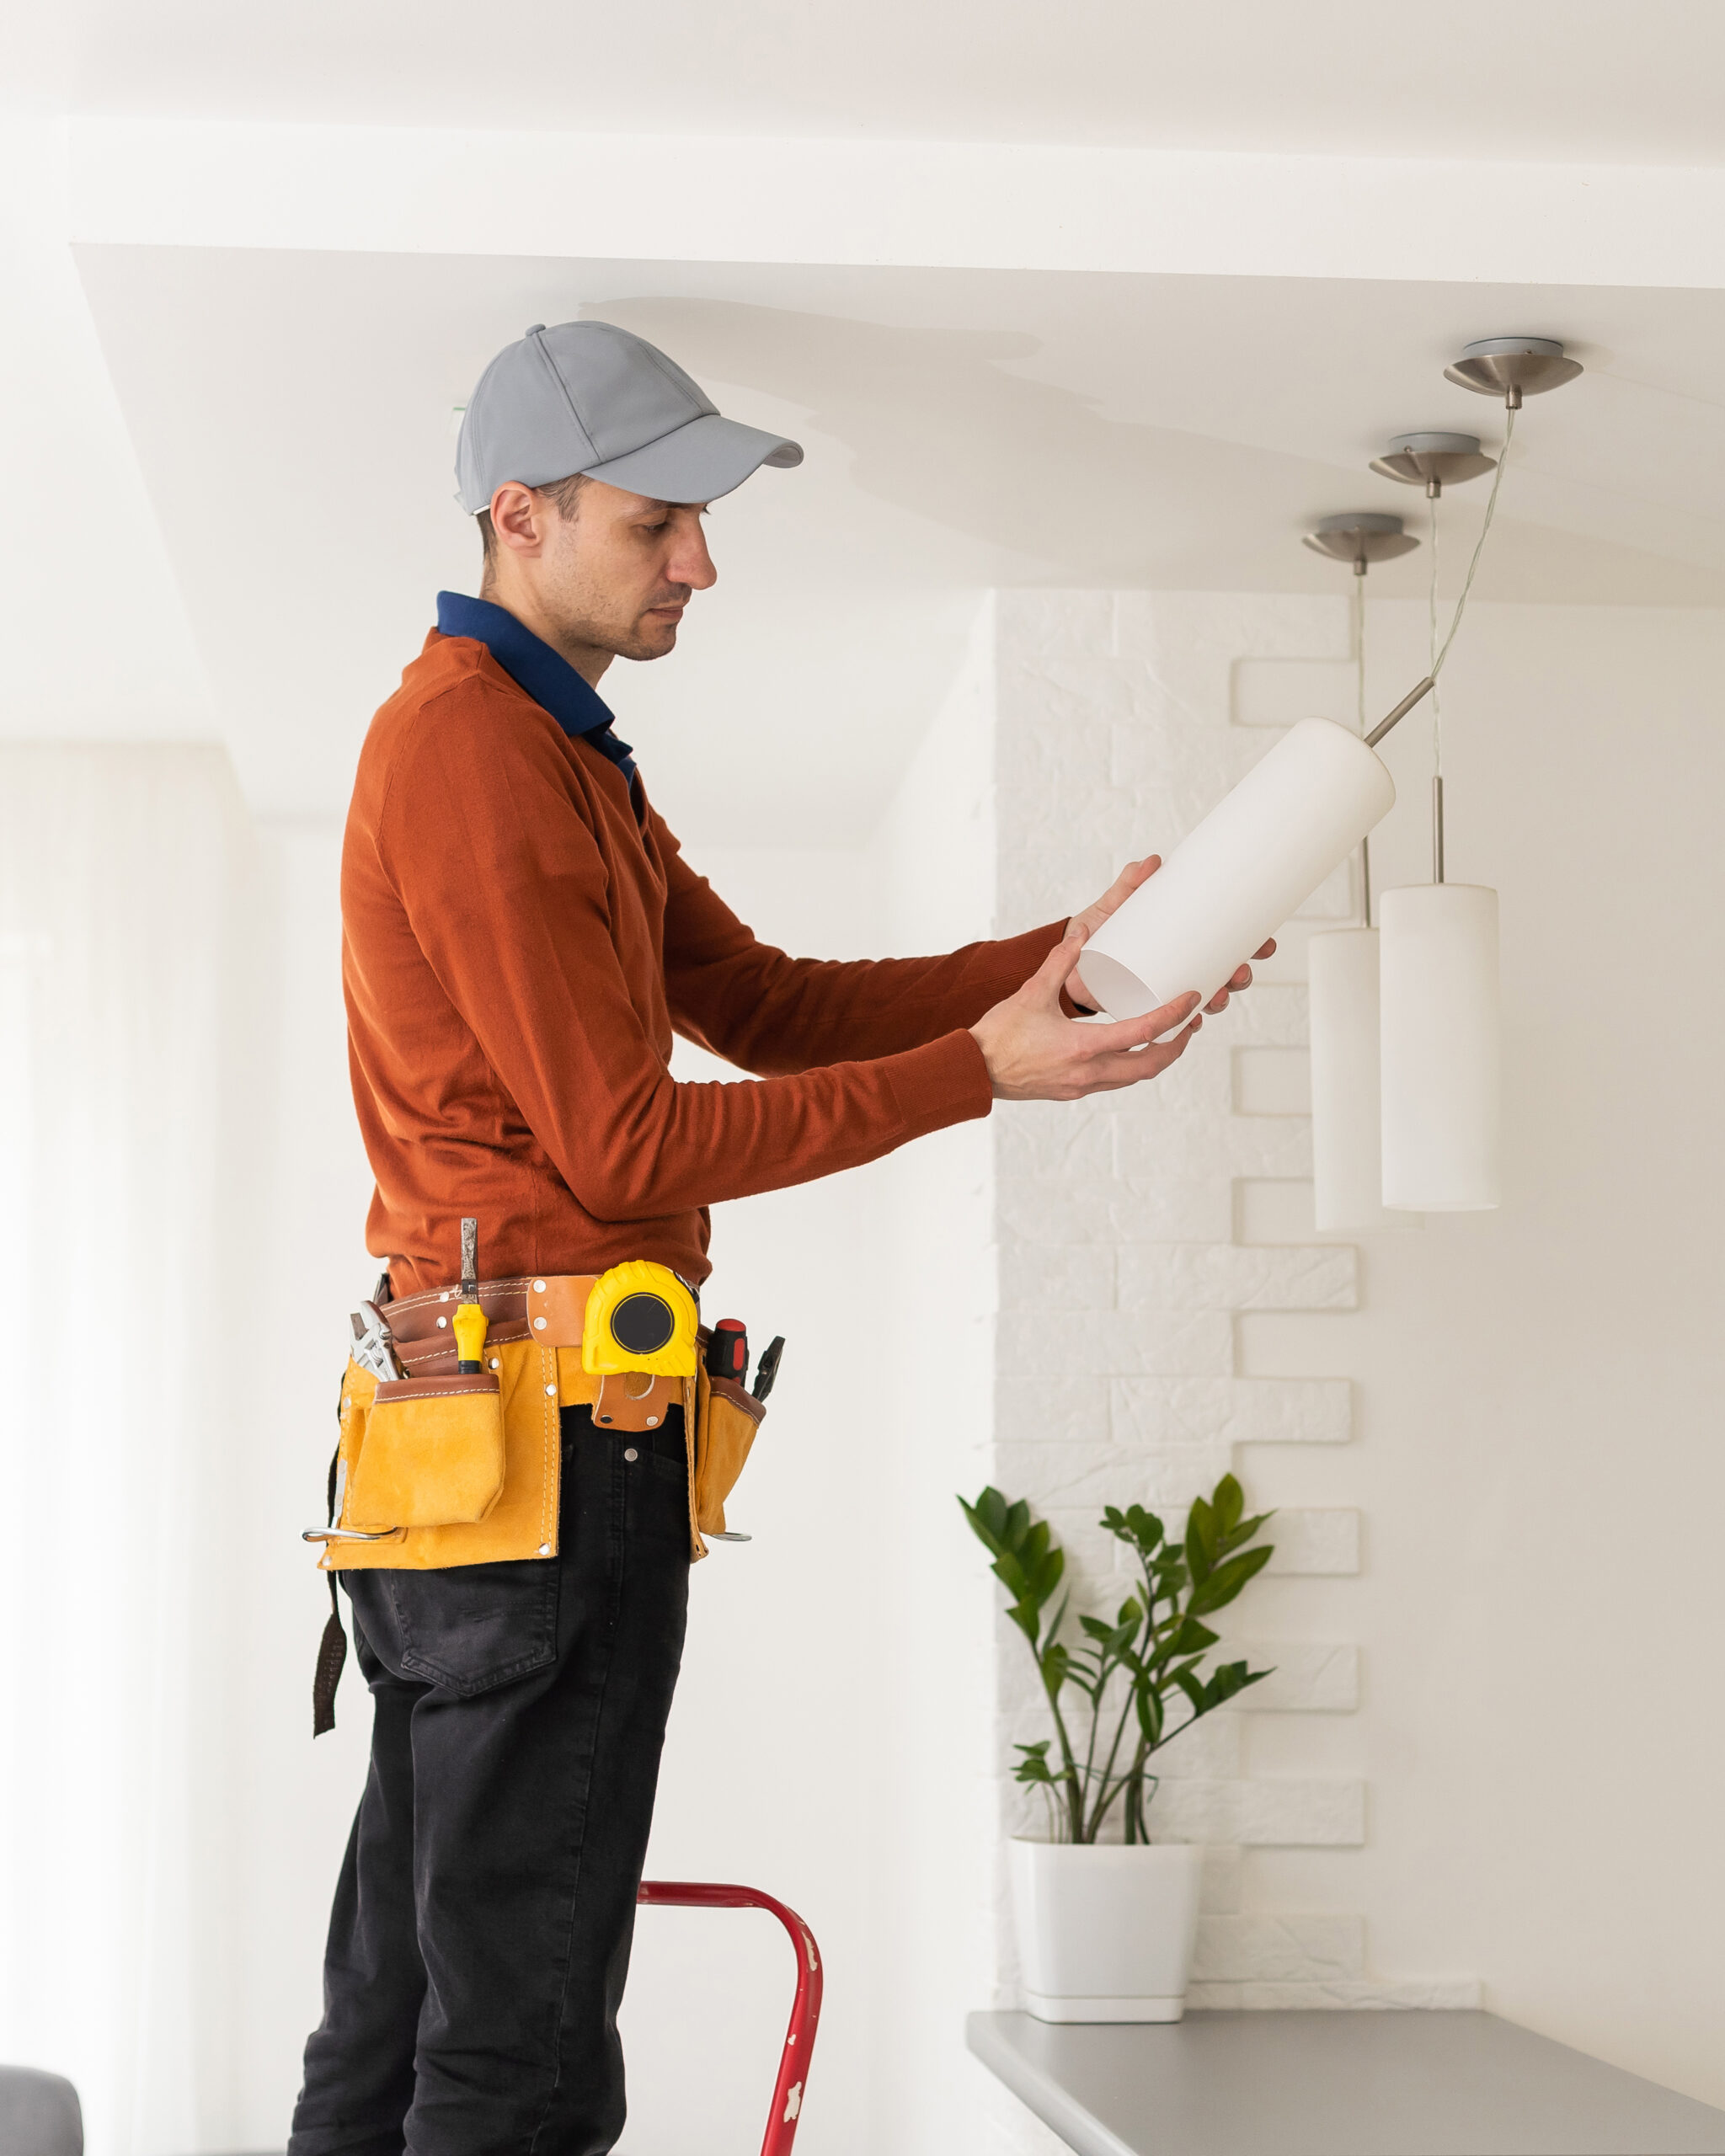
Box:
[1354,568,1371,926]
[1430,403,1516,684]
[1361,408,1518,755]
[1429,494,1442,778]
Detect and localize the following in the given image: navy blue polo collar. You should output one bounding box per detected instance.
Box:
[435,591,638,792]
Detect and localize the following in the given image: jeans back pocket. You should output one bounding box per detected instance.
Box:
[347,1558,559,1698]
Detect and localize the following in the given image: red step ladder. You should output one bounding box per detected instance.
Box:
[636,1881,824,2156]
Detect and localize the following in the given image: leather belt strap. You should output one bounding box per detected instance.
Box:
[382,1273,600,1375]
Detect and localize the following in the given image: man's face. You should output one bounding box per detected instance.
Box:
[537,480,717,663]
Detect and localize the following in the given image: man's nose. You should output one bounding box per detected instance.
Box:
[669,524,718,591]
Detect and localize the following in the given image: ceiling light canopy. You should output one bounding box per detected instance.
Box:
[1370,430,1496,497]
[1444,335,1583,408]
[1301,511,1419,574]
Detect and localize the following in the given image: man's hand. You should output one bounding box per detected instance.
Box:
[971,938,1204,1102]
[1065,856,1275,1016]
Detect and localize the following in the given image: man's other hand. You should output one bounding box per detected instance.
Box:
[971,938,1203,1102]
[1065,856,1275,1016]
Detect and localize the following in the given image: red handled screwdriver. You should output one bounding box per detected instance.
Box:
[706,1319,748,1383]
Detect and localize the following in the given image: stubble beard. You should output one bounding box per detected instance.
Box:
[549,563,687,665]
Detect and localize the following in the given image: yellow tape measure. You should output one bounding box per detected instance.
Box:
[581,1260,699,1378]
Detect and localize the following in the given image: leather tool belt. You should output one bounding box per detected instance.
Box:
[309,1272,765,1572]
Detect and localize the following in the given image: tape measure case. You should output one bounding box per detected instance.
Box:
[581,1259,700,1378]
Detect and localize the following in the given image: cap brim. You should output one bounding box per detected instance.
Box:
[581,412,803,504]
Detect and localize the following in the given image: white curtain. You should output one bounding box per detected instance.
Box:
[0,745,254,2155]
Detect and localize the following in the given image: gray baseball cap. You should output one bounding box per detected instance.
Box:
[455,320,803,514]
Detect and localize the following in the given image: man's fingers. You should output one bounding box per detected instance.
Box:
[1066,855,1165,944]
[1204,949,1274,1014]
[1205,963,1247,1014]
[1027,932,1095,1006]
[1087,990,1199,1053]
[1090,855,1161,921]
[1083,1020,1199,1090]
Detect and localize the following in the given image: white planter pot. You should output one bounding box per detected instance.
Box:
[1009,1839,1203,2024]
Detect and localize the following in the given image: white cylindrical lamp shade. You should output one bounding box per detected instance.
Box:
[1075,719,1395,1021]
[1380,883,1501,1211]
[1308,926,1415,1232]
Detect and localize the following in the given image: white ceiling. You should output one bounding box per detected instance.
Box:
[8,1,1725,841]
[12,0,1725,168]
[67,243,1725,833]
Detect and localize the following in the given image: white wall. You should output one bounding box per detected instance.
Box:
[983,588,1725,2116]
[1299,597,1725,2106]
[0,752,342,2156]
[628,599,1007,2156]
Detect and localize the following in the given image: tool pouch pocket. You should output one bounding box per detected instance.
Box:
[344,1371,507,1533]
[692,1364,766,1539]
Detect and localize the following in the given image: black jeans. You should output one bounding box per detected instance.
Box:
[288,1406,692,2156]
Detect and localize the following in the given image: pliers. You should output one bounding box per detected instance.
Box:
[350,1300,404,1384]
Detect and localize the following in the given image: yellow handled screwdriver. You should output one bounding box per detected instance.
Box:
[453,1216,489,1374]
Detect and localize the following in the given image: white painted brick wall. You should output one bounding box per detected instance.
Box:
[981,590,1475,2113]
[1187,1977,1483,2011]
[1229,1642,1361,1713]
[1149,1776,1365,1847]
[1116,1242,1357,1312]
[1110,1377,1351,1448]
[1194,1913,1365,1983]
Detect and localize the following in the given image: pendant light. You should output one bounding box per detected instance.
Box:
[1305,525,1418,1231]
[1381,883,1501,1209]
[1378,402,1516,1211]
[1305,337,1579,1224]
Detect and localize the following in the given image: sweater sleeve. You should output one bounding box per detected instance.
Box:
[374,696,996,1222]
[653,808,1067,1076]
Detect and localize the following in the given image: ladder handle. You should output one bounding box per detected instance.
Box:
[637,1880,825,2156]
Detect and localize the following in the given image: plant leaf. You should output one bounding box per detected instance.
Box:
[1185,1495,1218,1585]
[1170,1614,1219,1657]
[1172,1665,1207,1714]
[1220,1508,1275,1556]
[1188,1542,1274,1617]
[958,1490,1007,1559]
[1130,1507,1164,1553]
[1199,1660,1272,1710]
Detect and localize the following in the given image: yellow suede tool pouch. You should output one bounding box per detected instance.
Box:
[344,1370,507,1531]
[693,1361,766,1541]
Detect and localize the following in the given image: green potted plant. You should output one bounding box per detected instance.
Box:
[960,1473,1274,2022]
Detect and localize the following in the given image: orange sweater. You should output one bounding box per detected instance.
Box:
[343,631,1065,1297]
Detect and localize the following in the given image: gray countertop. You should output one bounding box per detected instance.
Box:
[966,2009,1725,2156]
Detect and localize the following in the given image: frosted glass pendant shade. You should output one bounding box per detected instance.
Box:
[1076,719,1395,1021]
[1380,883,1501,1211]
[1309,927,1415,1232]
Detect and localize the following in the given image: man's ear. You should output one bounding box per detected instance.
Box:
[489,483,546,558]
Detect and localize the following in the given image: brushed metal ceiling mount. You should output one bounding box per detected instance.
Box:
[1370,430,1496,498]
[1302,511,1420,576]
[1445,335,1583,409]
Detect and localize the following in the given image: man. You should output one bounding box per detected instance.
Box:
[290,320,1263,2156]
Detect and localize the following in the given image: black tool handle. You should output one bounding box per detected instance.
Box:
[751,1336,785,1403]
